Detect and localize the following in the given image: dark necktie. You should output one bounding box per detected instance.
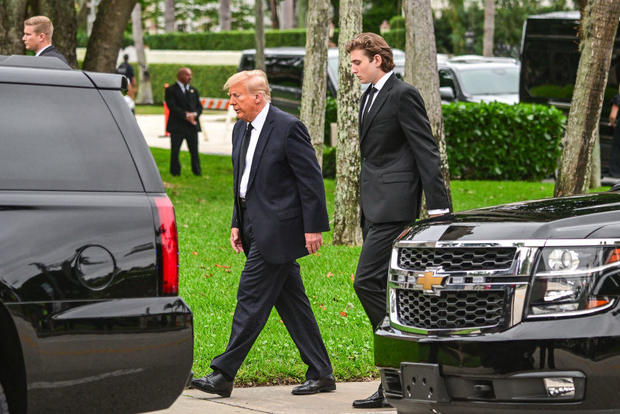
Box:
[239,123,253,180]
[363,86,377,121]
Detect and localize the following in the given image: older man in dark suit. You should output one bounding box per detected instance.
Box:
[191,70,335,397]
[165,67,203,176]
[346,33,451,409]
[23,16,68,65]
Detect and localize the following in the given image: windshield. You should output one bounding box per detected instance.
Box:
[459,66,519,95]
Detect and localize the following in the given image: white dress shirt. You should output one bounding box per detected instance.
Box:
[239,103,270,198]
[365,71,449,216]
[35,45,52,57]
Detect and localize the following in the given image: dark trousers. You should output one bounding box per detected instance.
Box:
[610,126,620,177]
[170,132,201,176]
[354,217,408,331]
[210,208,332,380]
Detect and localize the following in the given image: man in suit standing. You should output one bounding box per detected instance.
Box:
[346,33,451,409]
[191,70,335,397]
[165,67,203,176]
[23,16,68,65]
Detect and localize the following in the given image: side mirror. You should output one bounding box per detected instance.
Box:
[440,86,455,101]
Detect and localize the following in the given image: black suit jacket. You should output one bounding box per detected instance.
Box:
[359,74,450,223]
[39,45,67,65]
[231,105,329,264]
[165,83,202,136]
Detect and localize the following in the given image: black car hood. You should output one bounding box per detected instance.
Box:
[403,192,620,242]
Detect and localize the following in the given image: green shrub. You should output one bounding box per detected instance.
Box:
[320,102,565,181]
[148,64,237,104]
[143,29,338,51]
[443,102,565,180]
[382,29,405,50]
[389,16,405,30]
[77,30,133,48]
[322,146,336,179]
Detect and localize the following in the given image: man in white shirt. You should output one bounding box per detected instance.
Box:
[191,70,335,398]
[23,16,68,65]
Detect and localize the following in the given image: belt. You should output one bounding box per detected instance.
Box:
[239,197,247,209]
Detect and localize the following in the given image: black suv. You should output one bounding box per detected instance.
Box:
[375,189,620,413]
[0,56,193,414]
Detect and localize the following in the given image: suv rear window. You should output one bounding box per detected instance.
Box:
[0,83,143,191]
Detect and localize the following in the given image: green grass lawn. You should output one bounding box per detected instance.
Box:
[149,147,609,385]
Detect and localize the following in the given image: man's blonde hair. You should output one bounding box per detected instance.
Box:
[224,70,271,102]
[24,16,53,40]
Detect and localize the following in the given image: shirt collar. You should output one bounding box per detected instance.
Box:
[372,70,393,92]
[176,81,188,90]
[249,103,270,132]
[35,45,52,57]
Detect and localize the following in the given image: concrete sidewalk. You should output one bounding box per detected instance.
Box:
[137,113,234,156]
[149,381,395,414]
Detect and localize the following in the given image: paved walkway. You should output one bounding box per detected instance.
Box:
[137,113,234,156]
[148,381,395,414]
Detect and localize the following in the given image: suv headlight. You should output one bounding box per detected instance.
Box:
[526,247,620,317]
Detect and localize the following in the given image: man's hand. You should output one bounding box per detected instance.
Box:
[230,227,244,253]
[305,232,323,254]
[185,112,197,125]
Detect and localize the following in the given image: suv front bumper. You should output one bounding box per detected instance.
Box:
[375,307,620,414]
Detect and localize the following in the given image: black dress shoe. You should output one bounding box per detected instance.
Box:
[191,371,233,397]
[352,387,391,408]
[291,374,336,395]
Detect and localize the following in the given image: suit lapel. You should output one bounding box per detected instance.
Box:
[232,122,244,199]
[246,106,275,193]
[360,74,396,143]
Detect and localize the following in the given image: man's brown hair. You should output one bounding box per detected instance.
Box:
[24,16,53,40]
[345,32,395,72]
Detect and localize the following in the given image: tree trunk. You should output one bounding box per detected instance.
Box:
[332,0,363,246]
[590,133,601,187]
[132,3,153,104]
[483,0,494,57]
[255,0,266,71]
[219,0,231,31]
[281,0,295,29]
[554,0,620,197]
[164,0,175,32]
[35,0,78,68]
[299,0,329,167]
[404,0,453,217]
[0,0,27,55]
[83,0,137,73]
[269,0,279,29]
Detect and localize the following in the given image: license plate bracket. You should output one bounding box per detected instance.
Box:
[400,363,450,403]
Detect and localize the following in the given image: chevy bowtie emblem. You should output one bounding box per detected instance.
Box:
[416,268,445,291]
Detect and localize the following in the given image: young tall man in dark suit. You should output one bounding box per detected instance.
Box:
[346,33,451,409]
[23,16,68,65]
[191,70,335,397]
[165,67,203,176]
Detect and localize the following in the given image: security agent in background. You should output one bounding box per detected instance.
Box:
[165,67,203,176]
[23,15,68,65]
[191,70,335,398]
[116,54,137,100]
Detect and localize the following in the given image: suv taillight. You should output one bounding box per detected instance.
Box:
[153,196,179,295]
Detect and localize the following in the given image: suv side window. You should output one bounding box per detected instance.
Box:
[439,69,456,94]
[0,83,143,191]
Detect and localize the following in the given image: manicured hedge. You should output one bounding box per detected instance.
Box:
[322,102,565,181]
[147,64,237,104]
[143,29,338,51]
[383,29,405,50]
[444,102,564,180]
